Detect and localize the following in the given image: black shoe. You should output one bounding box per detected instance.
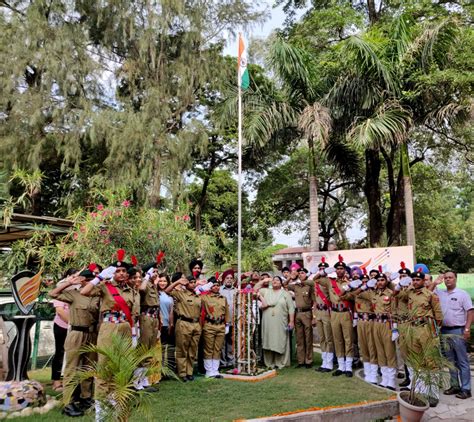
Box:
[443,386,461,395]
[213,374,224,379]
[62,403,84,417]
[455,390,472,399]
[305,364,312,369]
[144,385,159,392]
[428,397,439,408]
[320,368,331,373]
[385,386,396,391]
[181,377,188,382]
[345,371,353,378]
[295,364,305,368]
[186,375,195,381]
[332,369,344,376]
[400,387,410,392]
[315,366,324,372]
[399,378,410,387]
[397,372,405,379]
[76,398,93,412]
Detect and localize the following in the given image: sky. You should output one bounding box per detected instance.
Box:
[222,2,366,247]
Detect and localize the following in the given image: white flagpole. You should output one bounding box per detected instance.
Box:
[236,33,243,373]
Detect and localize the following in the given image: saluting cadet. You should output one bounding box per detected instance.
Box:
[288,268,315,368]
[353,273,398,390]
[394,270,444,407]
[347,268,378,384]
[49,267,100,417]
[314,255,354,377]
[80,250,136,402]
[219,269,236,367]
[201,278,230,378]
[137,256,161,349]
[165,273,202,382]
[312,257,334,372]
[396,262,412,388]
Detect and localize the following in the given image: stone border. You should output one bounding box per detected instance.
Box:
[242,398,399,421]
[223,369,277,382]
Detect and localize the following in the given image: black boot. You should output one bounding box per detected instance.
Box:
[62,403,84,417]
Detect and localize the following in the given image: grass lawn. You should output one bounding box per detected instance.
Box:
[22,353,391,421]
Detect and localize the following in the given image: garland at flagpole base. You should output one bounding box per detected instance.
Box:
[232,289,262,376]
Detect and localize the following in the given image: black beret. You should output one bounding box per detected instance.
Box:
[171,272,183,283]
[411,271,425,279]
[78,269,95,279]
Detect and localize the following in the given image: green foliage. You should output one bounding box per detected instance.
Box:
[64,334,167,422]
[2,191,216,277]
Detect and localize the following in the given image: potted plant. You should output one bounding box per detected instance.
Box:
[64,333,176,422]
[397,324,451,422]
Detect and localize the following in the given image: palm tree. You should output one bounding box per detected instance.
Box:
[240,37,356,251]
[328,15,465,253]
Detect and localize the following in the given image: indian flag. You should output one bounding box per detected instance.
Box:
[238,33,249,90]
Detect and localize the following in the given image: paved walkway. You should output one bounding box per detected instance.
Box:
[313,344,474,421]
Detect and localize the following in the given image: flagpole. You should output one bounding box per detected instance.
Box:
[236,34,243,373]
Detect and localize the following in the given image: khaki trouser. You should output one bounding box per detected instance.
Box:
[330,311,354,358]
[373,321,397,367]
[63,330,97,401]
[139,314,160,349]
[175,319,202,377]
[358,320,377,364]
[203,323,225,359]
[95,321,132,399]
[406,323,440,369]
[315,309,334,353]
[398,321,409,359]
[295,311,313,364]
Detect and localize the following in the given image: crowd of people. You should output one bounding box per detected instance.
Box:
[46,249,473,417]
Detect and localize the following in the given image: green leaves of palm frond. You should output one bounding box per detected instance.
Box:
[348,101,413,149]
[267,36,316,100]
[64,334,163,421]
[403,18,459,72]
[341,36,397,95]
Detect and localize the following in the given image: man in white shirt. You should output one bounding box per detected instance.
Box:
[220,269,236,367]
[433,271,473,399]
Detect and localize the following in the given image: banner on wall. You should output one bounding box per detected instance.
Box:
[302,246,414,275]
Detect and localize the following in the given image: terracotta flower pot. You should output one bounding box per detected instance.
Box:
[397,391,429,422]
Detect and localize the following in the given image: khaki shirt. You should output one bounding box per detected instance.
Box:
[318,277,351,305]
[57,289,100,327]
[90,280,136,314]
[313,281,331,307]
[201,293,230,323]
[354,294,373,313]
[170,289,202,320]
[288,281,315,309]
[398,286,444,322]
[396,291,410,320]
[140,281,160,307]
[369,288,395,314]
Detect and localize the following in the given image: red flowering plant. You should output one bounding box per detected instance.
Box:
[3,191,216,278]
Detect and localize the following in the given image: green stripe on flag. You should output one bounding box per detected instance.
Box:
[241,68,249,90]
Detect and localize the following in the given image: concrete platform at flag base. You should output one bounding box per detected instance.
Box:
[222,368,277,382]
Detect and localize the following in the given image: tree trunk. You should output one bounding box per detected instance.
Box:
[401,143,416,258]
[149,153,161,209]
[387,170,404,245]
[364,149,383,247]
[308,139,319,251]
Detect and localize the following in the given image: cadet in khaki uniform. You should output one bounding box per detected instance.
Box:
[288,268,315,368]
[314,255,354,377]
[165,274,202,382]
[312,258,334,372]
[350,270,378,383]
[354,273,398,390]
[394,270,444,407]
[201,279,230,378]
[136,266,160,348]
[395,262,412,388]
[49,268,100,417]
[81,252,136,402]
